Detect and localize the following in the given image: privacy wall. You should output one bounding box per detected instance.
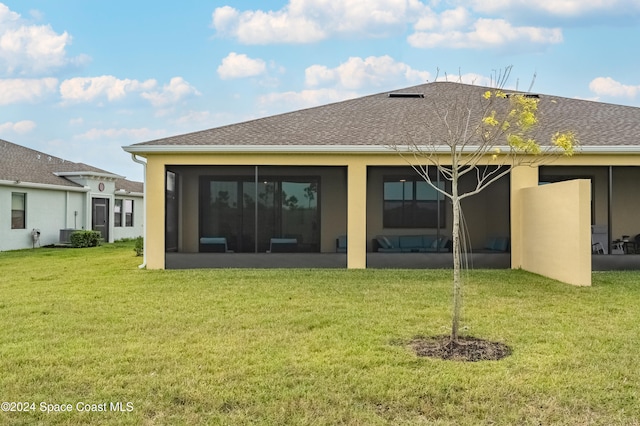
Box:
[519,179,592,286]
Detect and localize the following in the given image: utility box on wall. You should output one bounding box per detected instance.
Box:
[59,228,77,244]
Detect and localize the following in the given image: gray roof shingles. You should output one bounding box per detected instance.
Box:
[130,82,640,150]
[1,139,143,192]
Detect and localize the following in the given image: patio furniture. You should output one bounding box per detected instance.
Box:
[483,236,510,252]
[268,238,298,253]
[199,237,231,252]
[591,225,608,254]
[336,235,347,253]
[373,234,451,253]
[611,240,625,255]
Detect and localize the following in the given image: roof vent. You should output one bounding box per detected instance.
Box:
[388,92,424,98]
[506,93,540,99]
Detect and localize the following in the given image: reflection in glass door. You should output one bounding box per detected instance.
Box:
[200,176,319,252]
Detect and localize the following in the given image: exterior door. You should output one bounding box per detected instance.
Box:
[92,198,109,241]
[200,177,319,252]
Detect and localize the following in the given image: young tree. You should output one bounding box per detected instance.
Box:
[395,72,577,344]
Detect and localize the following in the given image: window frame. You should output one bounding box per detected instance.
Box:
[382,176,445,229]
[114,199,134,227]
[114,199,123,227]
[124,199,134,227]
[11,192,26,230]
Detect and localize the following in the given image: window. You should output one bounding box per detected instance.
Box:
[114,199,122,227]
[114,199,134,227]
[383,177,445,228]
[11,192,26,229]
[124,200,134,227]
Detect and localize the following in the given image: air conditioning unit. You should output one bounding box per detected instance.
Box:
[59,229,77,244]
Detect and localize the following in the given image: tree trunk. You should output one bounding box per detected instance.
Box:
[451,170,462,343]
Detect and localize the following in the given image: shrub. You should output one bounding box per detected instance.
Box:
[134,237,144,256]
[70,230,101,248]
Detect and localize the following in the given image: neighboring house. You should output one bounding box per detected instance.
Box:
[123,82,640,286]
[1,140,143,251]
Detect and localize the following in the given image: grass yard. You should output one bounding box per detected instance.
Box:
[1,242,639,425]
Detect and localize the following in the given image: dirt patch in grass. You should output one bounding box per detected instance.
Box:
[407,335,512,362]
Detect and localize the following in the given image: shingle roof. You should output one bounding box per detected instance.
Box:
[129,81,640,150]
[1,139,142,192]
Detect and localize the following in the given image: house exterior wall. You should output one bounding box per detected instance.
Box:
[520,179,592,286]
[347,161,367,268]
[510,165,539,268]
[137,151,640,287]
[1,184,88,251]
[112,195,144,241]
[146,157,166,269]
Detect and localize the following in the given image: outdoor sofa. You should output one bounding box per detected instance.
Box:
[372,234,452,253]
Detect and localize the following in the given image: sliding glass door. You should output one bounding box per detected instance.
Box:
[200,176,319,252]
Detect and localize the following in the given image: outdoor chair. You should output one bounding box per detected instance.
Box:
[591,225,608,254]
[268,238,298,253]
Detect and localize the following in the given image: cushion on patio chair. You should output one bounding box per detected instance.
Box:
[268,238,298,253]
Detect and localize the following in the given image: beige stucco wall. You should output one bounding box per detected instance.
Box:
[510,165,539,268]
[540,165,608,226]
[520,179,592,286]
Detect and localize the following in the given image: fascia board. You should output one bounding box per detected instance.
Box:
[0,179,91,192]
[54,171,125,180]
[123,144,640,155]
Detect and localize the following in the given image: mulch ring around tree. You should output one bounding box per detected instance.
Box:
[407,335,512,362]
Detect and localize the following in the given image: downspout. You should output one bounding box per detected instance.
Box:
[131,154,147,269]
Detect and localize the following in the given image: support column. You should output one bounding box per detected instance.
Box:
[347,162,367,269]
[145,157,166,269]
[510,165,539,269]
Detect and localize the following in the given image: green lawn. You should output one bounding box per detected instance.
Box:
[1,243,639,425]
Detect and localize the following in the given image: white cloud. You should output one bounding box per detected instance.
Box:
[211,0,429,44]
[464,0,640,17]
[60,75,157,103]
[217,52,267,80]
[59,75,199,107]
[0,77,57,104]
[0,3,87,76]
[210,1,566,51]
[140,77,200,107]
[0,119,36,134]
[408,18,562,49]
[415,6,471,31]
[589,77,640,98]
[305,55,430,90]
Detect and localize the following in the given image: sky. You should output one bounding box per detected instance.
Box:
[1,1,639,183]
